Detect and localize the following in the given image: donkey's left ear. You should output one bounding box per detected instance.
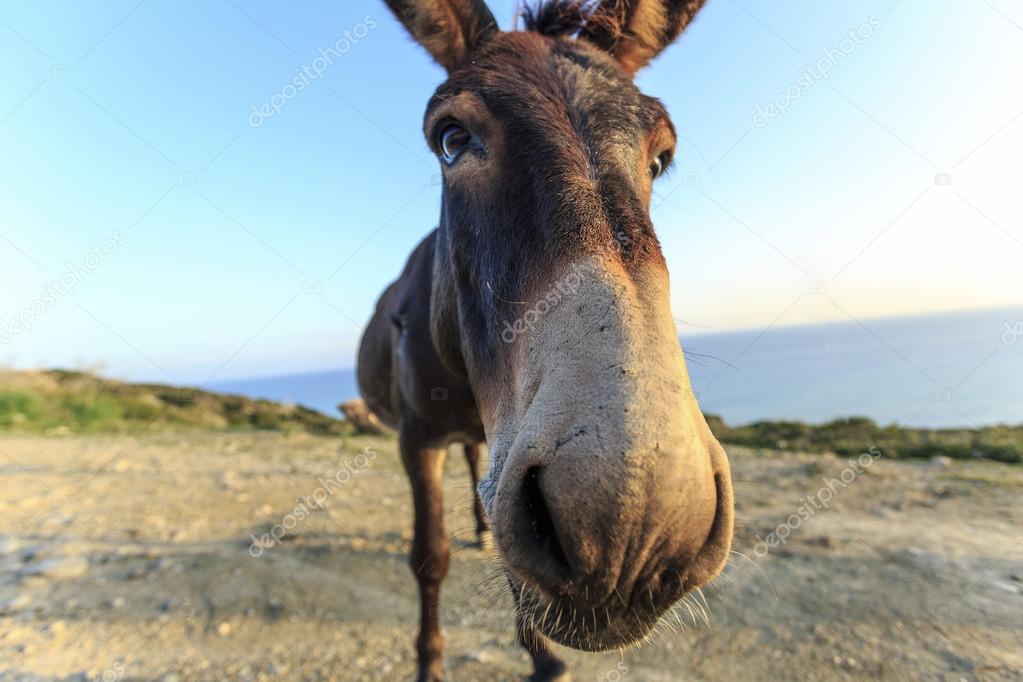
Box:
[383,0,498,72]
[583,0,707,75]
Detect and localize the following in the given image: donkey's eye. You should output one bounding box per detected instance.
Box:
[438,123,471,165]
[650,151,671,179]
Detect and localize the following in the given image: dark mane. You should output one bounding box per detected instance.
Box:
[521,0,620,40]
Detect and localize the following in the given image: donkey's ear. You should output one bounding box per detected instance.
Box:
[383,0,498,72]
[582,0,707,75]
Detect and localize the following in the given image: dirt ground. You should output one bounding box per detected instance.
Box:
[0,431,1021,681]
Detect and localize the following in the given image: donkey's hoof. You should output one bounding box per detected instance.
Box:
[528,660,570,682]
[415,661,445,682]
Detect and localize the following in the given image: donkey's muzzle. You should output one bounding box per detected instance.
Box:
[491,430,733,650]
[481,257,734,649]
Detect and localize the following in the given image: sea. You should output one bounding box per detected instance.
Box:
[209,306,1023,429]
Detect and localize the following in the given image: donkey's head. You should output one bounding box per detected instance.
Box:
[385,0,733,650]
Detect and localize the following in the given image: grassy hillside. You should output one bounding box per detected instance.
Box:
[705,415,1023,464]
[0,369,347,436]
[1,370,1019,463]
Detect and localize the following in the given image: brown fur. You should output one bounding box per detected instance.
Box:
[525,0,708,74]
[384,0,499,71]
[361,2,730,680]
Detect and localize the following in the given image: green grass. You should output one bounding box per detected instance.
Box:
[0,369,348,436]
[705,415,1023,464]
[2,369,1019,464]
[0,391,43,428]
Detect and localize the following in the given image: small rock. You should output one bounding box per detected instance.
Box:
[56,541,93,556]
[37,514,73,532]
[20,556,89,580]
[930,455,953,466]
[993,581,1021,595]
[217,621,232,636]
[0,594,31,614]
[220,470,242,489]
[0,536,22,556]
[124,564,148,580]
[338,399,387,435]
[266,598,285,620]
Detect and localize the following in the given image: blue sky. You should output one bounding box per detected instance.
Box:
[1,0,1022,385]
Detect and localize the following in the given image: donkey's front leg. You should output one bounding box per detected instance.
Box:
[463,442,489,546]
[514,589,570,682]
[401,420,450,682]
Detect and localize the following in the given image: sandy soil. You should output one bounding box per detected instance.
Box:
[0,431,1021,681]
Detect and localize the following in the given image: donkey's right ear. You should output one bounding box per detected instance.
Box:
[383,0,498,72]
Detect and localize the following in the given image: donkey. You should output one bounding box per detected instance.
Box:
[358,1,734,679]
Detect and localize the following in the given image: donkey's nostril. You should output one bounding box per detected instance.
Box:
[522,466,570,576]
